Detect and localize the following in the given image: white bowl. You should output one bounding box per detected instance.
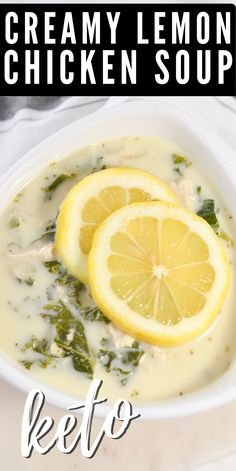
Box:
[0,98,236,420]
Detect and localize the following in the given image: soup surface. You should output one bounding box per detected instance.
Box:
[0,136,235,402]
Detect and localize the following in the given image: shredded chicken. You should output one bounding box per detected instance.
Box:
[8,244,55,261]
[106,324,134,349]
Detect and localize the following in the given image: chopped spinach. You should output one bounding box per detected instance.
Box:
[20,356,54,371]
[173,166,184,176]
[219,229,234,246]
[44,260,85,308]
[13,190,25,203]
[44,260,61,274]
[42,173,77,199]
[197,199,219,233]
[41,301,94,378]
[32,219,56,244]
[20,336,54,370]
[39,356,54,369]
[42,219,57,241]
[20,310,143,382]
[173,153,192,168]
[113,368,131,386]
[80,306,110,324]
[20,301,94,378]
[97,341,144,385]
[121,341,144,367]
[96,349,117,372]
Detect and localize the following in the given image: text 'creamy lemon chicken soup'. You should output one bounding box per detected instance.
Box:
[0,136,234,402]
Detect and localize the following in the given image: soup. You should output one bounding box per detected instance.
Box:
[0,136,235,402]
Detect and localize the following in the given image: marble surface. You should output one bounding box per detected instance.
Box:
[0,96,236,470]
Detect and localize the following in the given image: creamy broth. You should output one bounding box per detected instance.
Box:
[0,136,235,402]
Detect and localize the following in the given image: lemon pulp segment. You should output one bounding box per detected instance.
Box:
[88,202,230,346]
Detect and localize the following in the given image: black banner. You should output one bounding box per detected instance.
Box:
[0,3,235,95]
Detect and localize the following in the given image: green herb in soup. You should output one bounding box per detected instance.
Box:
[33,219,57,243]
[97,341,144,385]
[196,186,202,195]
[197,198,219,233]
[9,216,21,229]
[20,336,54,369]
[45,301,94,378]
[43,173,77,199]
[16,276,35,286]
[22,301,94,378]
[172,153,192,168]
[219,229,234,247]
[43,260,110,323]
[172,153,192,177]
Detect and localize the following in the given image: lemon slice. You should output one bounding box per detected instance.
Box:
[55,168,178,283]
[88,202,230,346]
